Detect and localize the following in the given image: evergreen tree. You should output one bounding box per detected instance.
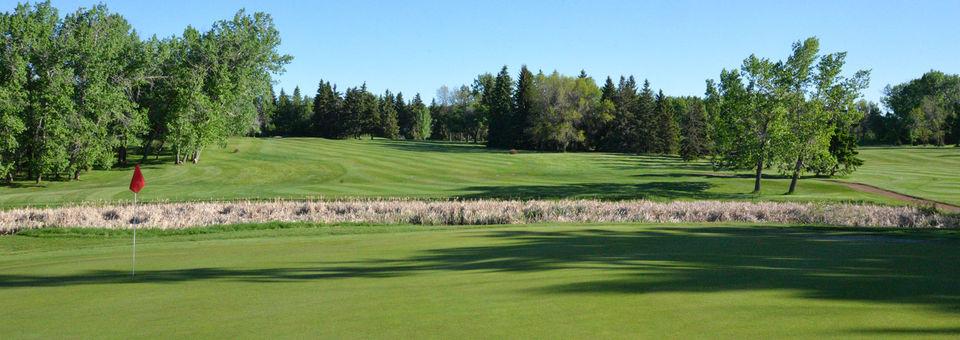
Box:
[395,92,410,138]
[358,83,381,139]
[679,99,710,161]
[513,66,536,148]
[606,76,638,151]
[654,90,679,154]
[312,80,341,138]
[635,80,657,153]
[409,94,431,140]
[341,87,364,139]
[485,66,514,148]
[379,90,400,139]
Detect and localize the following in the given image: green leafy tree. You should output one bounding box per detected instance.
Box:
[525,71,599,151]
[883,71,960,145]
[15,2,73,182]
[780,38,869,194]
[707,55,788,193]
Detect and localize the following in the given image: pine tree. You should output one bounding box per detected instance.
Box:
[312,80,341,138]
[606,76,638,152]
[379,90,400,139]
[680,99,710,160]
[513,65,536,148]
[395,92,410,138]
[409,94,431,140]
[358,83,380,139]
[341,87,364,139]
[654,90,679,154]
[485,66,514,148]
[636,80,657,153]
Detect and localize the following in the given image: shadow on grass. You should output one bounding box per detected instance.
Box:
[3,225,959,334]
[457,181,749,200]
[371,139,493,153]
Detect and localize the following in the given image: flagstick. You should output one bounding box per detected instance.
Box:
[132,192,137,278]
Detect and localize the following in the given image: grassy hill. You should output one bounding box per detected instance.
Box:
[850,146,960,206]
[2,223,959,338]
[1,137,955,208]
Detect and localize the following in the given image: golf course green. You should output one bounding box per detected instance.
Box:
[2,223,959,338]
[5,137,954,208]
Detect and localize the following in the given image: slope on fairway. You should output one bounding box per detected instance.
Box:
[1,224,958,338]
[849,146,960,206]
[0,138,890,207]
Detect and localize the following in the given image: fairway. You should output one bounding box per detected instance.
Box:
[0,138,912,208]
[848,146,960,206]
[1,223,958,338]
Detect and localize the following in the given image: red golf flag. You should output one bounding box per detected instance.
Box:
[129,164,146,193]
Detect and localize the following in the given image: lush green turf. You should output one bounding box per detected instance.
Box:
[846,146,960,206]
[1,223,958,338]
[0,138,900,207]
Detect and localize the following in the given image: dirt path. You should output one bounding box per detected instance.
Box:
[832,180,960,213]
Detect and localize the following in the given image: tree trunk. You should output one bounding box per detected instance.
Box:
[5,172,13,184]
[36,174,41,184]
[73,170,81,181]
[752,158,763,193]
[117,146,127,165]
[155,141,164,160]
[175,148,182,165]
[787,156,803,195]
[141,138,153,162]
[192,149,201,164]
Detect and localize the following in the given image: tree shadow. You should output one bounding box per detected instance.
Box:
[457,181,748,200]
[371,139,495,153]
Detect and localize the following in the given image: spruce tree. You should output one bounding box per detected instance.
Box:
[409,94,431,140]
[679,99,710,161]
[379,91,400,139]
[485,66,514,148]
[395,92,410,138]
[357,83,380,139]
[654,90,679,154]
[513,66,536,148]
[636,80,657,153]
[606,76,638,152]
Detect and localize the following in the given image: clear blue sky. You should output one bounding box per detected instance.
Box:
[11,0,960,105]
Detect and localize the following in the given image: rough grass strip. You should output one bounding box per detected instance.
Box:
[1,199,957,234]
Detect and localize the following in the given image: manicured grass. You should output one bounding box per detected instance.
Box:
[1,223,958,338]
[0,138,897,207]
[847,146,960,206]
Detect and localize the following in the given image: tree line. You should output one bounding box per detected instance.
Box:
[0,1,290,183]
[263,67,700,156]
[856,71,960,146]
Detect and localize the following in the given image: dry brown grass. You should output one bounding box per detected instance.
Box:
[1,199,957,234]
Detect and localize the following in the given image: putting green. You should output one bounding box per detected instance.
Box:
[2,223,958,338]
